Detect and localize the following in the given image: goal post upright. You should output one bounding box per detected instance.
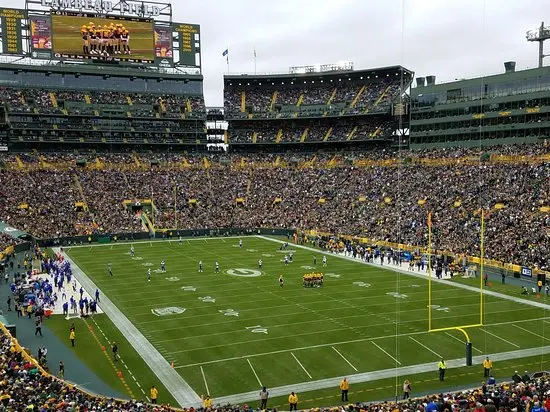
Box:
[426,210,486,367]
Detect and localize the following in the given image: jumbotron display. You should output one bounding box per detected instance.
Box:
[3,0,201,68]
[52,13,155,64]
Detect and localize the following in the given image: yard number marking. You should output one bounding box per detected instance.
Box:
[199,296,216,303]
[353,281,370,287]
[181,286,197,292]
[427,304,450,312]
[246,325,268,334]
[386,292,408,299]
[165,277,180,282]
[151,307,186,317]
[219,309,239,317]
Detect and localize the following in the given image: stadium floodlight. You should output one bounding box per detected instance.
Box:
[526,21,550,68]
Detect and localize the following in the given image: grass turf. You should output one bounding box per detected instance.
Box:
[60,236,550,405]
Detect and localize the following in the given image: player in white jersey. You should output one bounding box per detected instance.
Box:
[289,251,293,263]
[147,268,151,282]
[323,256,327,267]
[239,239,243,248]
[161,260,165,272]
[130,245,135,257]
[258,259,262,269]
[284,255,289,265]
[199,260,203,272]
[179,236,183,245]
[215,261,219,273]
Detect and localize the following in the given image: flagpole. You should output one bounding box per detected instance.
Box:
[254,48,257,74]
[226,46,230,73]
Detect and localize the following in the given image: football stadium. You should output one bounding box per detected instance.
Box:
[0,1,549,411]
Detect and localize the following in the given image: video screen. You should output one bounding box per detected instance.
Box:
[51,14,154,64]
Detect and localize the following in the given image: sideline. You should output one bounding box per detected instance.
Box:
[256,236,550,311]
[214,345,550,405]
[53,248,202,408]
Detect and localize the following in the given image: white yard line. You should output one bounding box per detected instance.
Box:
[409,336,442,358]
[371,342,401,365]
[200,366,210,396]
[215,344,550,406]
[513,324,550,342]
[247,358,263,386]
[444,332,483,354]
[483,329,520,348]
[332,346,358,372]
[291,352,312,379]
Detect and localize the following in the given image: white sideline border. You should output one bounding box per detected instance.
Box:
[53,248,202,408]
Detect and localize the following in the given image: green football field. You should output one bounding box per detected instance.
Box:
[61,236,550,406]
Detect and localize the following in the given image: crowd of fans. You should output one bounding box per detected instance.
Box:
[224,76,403,118]
[0,87,206,119]
[2,314,550,412]
[0,142,547,269]
[228,119,396,143]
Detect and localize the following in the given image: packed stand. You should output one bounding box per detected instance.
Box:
[0,142,548,269]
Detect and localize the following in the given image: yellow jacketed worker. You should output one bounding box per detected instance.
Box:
[288,392,298,411]
[438,358,447,381]
[483,357,493,378]
[203,395,212,408]
[339,377,349,402]
[150,386,158,404]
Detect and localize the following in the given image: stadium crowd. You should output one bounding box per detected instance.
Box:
[224,76,403,118]
[228,119,396,143]
[1,312,550,412]
[0,87,206,118]
[0,142,548,269]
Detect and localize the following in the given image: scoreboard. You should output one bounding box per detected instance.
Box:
[0,1,201,70]
[0,8,26,55]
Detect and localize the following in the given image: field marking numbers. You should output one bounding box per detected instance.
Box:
[291,352,312,379]
[200,366,210,395]
[151,307,186,317]
[131,257,143,261]
[325,273,340,278]
[371,341,401,365]
[198,296,216,303]
[409,336,442,358]
[262,253,274,257]
[219,309,239,317]
[181,286,197,292]
[301,265,315,270]
[386,292,408,299]
[427,304,450,312]
[142,262,153,267]
[411,284,421,288]
[332,346,358,371]
[246,249,258,252]
[247,359,262,386]
[353,282,371,288]
[164,276,179,281]
[246,325,268,334]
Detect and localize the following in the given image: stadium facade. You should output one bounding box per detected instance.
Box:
[410,63,550,148]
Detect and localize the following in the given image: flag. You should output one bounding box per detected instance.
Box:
[222,49,228,57]
[254,49,256,58]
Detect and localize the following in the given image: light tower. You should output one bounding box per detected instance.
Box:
[526,21,550,68]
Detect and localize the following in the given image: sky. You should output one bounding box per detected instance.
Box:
[3,0,548,106]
